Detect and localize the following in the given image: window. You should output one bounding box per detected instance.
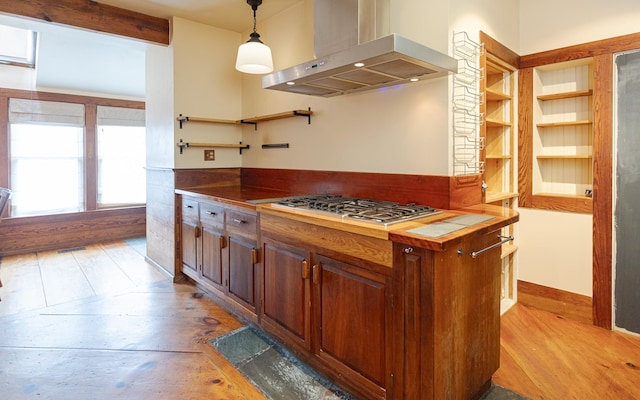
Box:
[97,106,146,206]
[9,99,85,217]
[0,24,37,68]
[6,98,145,217]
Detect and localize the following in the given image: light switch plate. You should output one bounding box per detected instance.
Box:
[204,149,215,161]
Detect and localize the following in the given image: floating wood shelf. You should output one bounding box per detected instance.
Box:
[177,108,312,130]
[536,120,592,128]
[485,191,519,204]
[176,139,249,154]
[501,243,518,259]
[536,155,592,159]
[485,118,512,127]
[486,155,512,160]
[486,88,511,101]
[537,89,593,101]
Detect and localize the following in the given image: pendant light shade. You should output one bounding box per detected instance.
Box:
[236,0,273,74]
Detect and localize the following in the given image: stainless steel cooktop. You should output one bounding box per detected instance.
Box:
[273,195,440,226]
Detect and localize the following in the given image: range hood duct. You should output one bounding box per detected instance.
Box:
[262,0,458,97]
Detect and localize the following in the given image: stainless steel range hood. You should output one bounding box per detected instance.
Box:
[262,0,458,97]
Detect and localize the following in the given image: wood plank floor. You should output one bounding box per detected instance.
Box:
[1,238,640,399]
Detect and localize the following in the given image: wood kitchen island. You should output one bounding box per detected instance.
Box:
[174,169,518,400]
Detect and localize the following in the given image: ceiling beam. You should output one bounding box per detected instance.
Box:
[0,0,169,45]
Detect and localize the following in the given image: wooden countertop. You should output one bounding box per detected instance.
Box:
[176,186,519,251]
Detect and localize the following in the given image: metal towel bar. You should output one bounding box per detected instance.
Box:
[458,234,514,258]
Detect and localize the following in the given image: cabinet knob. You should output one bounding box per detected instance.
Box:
[403,247,413,254]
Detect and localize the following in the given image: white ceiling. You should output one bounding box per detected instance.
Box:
[0,0,300,98]
[96,0,301,33]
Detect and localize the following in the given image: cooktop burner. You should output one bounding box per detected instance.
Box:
[274,195,440,226]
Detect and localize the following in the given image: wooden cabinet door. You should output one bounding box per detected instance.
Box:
[180,197,200,278]
[201,225,225,292]
[313,254,389,394]
[261,238,312,350]
[181,219,199,277]
[227,234,257,312]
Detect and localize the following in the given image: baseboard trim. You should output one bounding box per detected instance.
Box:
[517,280,593,325]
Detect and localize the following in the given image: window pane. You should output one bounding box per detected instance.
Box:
[10,124,84,216]
[97,125,146,206]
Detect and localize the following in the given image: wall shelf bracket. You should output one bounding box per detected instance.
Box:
[177,139,249,154]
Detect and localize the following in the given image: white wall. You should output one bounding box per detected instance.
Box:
[146,43,175,169]
[171,17,243,169]
[239,0,452,175]
[520,0,640,55]
[517,209,593,296]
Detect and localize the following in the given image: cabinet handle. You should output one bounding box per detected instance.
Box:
[312,264,319,284]
[206,211,216,216]
[219,236,226,249]
[185,204,194,209]
[194,226,201,238]
[302,260,309,279]
[252,248,258,264]
[457,235,514,259]
[233,218,246,224]
[404,247,414,254]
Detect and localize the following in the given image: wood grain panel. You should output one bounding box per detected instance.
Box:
[431,232,500,400]
[530,194,592,213]
[241,168,457,209]
[85,104,98,211]
[0,0,169,45]
[480,31,520,69]
[592,53,613,329]
[260,213,393,268]
[316,257,386,386]
[0,207,145,256]
[520,31,640,69]
[175,168,241,190]
[0,88,145,109]
[518,68,534,208]
[517,280,593,325]
[0,96,8,195]
[146,167,176,277]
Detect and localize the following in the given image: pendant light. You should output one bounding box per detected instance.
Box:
[235,0,273,74]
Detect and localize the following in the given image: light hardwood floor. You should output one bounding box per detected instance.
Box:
[1,239,640,399]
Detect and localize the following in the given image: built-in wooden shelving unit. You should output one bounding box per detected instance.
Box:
[480,42,518,315]
[531,59,594,209]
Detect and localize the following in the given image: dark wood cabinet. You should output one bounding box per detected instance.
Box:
[261,238,312,350]
[227,235,258,311]
[177,190,515,400]
[313,254,391,395]
[393,231,502,400]
[178,195,259,318]
[260,227,392,400]
[180,197,200,278]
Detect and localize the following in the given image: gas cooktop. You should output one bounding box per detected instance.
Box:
[273,195,440,226]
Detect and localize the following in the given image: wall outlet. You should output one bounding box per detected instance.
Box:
[204,149,215,161]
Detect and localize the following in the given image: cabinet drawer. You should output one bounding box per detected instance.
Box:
[226,210,257,237]
[181,197,199,221]
[200,202,224,228]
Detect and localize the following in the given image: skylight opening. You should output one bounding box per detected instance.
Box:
[0,24,37,68]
